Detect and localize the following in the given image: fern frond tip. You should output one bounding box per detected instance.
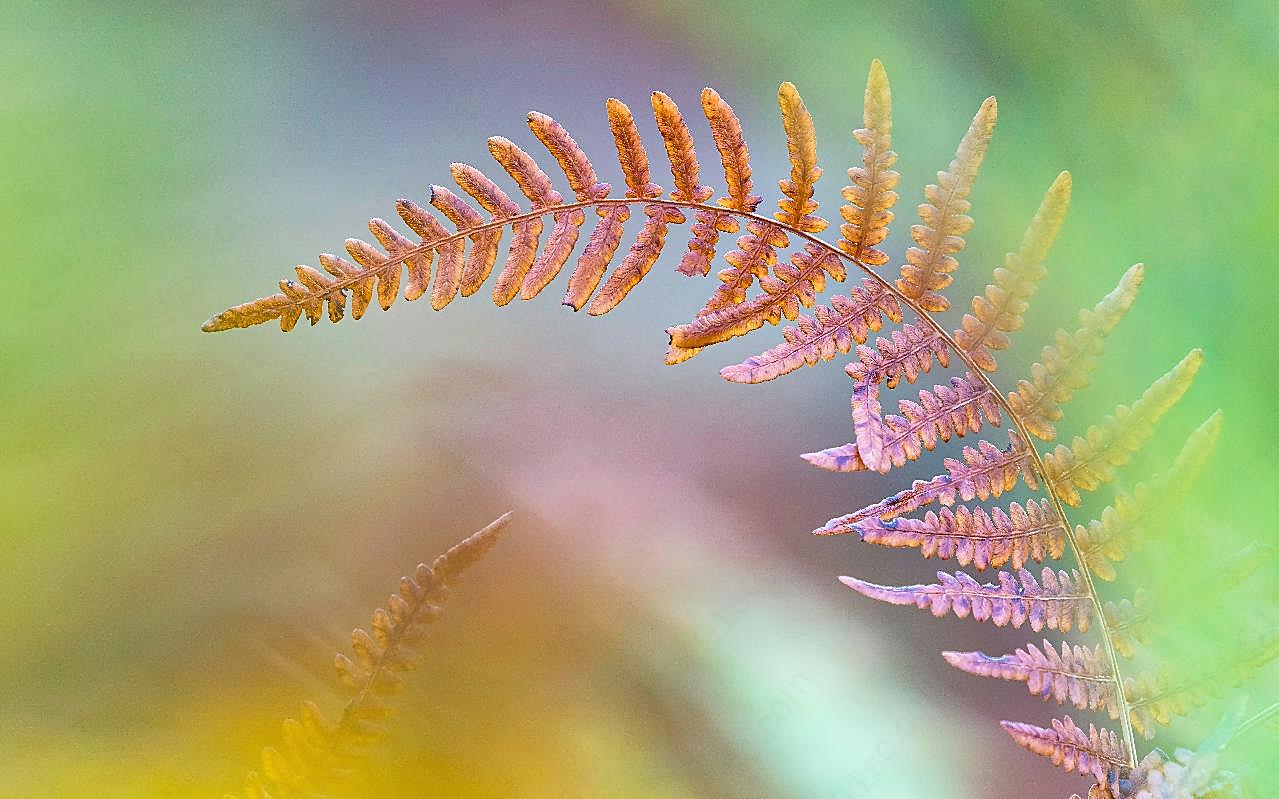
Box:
[837,574,914,607]
[440,511,513,578]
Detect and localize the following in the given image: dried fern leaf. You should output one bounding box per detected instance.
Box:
[526,111,610,203]
[577,92,705,316]
[703,87,758,210]
[895,96,997,312]
[954,170,1071,372]
[449,162,523,294]
[606,98,663,201]
[841,324,953,472]
[849,322,951,391]
[719,280,902,383]
[1043,349,1203,506]
[564,205,630,311]
[775,81,826,233]
[839,58,898,266]
[1002,716,1126,783]
[839,567,1091,632]
[667,242,846,348]
[522,207,586,300]
[519,112,611,299]
[424,185,493,298]
[560,98,661,311]
[204,277,312,333]
[1076,412,1222,580]
[945,640,1119,718]
[668,83,828,352]
[1008,263,1144,440]
[700,217,789,316]
[344,237,400,314]
[804,373,999,474]
[390,201,464,312]
[486,136,564,305]
[588,204,685,315]
[365,219,419,306]
[677,87,759,277]
[232,513,511,799]
[815,433,1034,534]
[853,498,1065,570]
[651,91,713,204]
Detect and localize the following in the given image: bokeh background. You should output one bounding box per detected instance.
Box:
[3,1,1276,796]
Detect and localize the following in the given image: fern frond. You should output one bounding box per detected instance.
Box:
[589,203,686,315]
[894,96,997,312]
[815,433,1034,534]
[605,99,661,198]
[838,58,898,266]
[838,567,1092,632]
[1104,591,1153,660]
[676,88,759,278]
[945,640,1119,718]
[775,81,825,234]
[702,88,759,213]
[1001,716,1126,783]
[486,135,565,305]
[1043,350,1203,506]
[426,184,497,298]
[719,280,903,383]
[675,82,826,351]
[650,91,712,204]
[232,513,511,799]
[667,242,846,348]
[561,98,657,311]
[517,113,611,299]
[1124,629,1279,740]
[1076,412,1222,580]
[803,373,999,474]
[564,205,630,311]
[1124,671,1195,742]
[840,324,955,473]
[1007,263,1145,440]
[1118,747,1240,799]
[850,323,952,390]
[205,62,1239,792]
[852,498,1065,570]
[449,163,523,297]
[954,170,1071,372]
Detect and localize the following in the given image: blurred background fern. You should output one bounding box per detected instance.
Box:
[2,1,1275,796]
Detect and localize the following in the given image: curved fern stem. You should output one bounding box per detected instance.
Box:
[795,233,1141,767]
[206,194,1141,767]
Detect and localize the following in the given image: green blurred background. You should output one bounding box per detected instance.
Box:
[2,1,1275,796]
